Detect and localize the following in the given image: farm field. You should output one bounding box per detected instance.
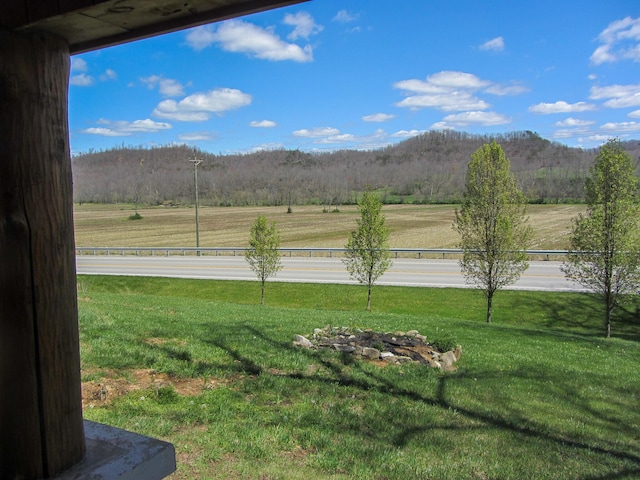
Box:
[78,276,640,480]
[74,202,640,479]
[74,203,585,250]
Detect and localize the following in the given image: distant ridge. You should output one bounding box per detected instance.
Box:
[72,131,640,206]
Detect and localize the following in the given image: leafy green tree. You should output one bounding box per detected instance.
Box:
[454,141,532,323]
[245,216,282,305]
[343,190,392,310]
[561,139,640,338]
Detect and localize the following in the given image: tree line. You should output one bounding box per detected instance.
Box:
[250,139,640,338]
[72,131,640,207]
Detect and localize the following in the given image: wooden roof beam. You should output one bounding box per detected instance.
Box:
[2,0,308,54]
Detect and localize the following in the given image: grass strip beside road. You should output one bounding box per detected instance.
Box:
[78,276,640,479]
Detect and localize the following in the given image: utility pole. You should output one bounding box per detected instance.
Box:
[189,149,202,255]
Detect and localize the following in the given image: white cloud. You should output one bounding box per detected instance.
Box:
[186,20,313,62]
[395,71,490,93]
[590,83,640,108]
[333,10,359,23]
[591,16,640,65]
[82,118,172,136]
[283,11,323,40]
[555,117,595,127]
[70,60,116,85]
[293,127,340,137]
[430,121,456,130]
[553,129,587,139]
[600,121,640,132]
[178,132,215,141]
[585,134,617,142]
[158,79,185,97]
[318,129,389,149]
[291,127,390,150]
[484,83,529,95]
[185,26,217,50]
[125,119,172,132]
[394,71,524,112]
[317,133,356,144]
[362,113,395,122]
[479,36,505,52]
[71,57,88,72]
[393,79,449,95]
[100,68,117,81]
[553,118,595,138]
[244,142,286,153]
[70,73,95,86]
[391,129,426,138]
[250,120,277,128]
[528,101,596,114]
[82,127,122,136]
[441,111,511,127]
[141,76,185,97]
[396,92,490,112]
[152,88,252,121]
[428,71,491,89]
[629,110,640,118]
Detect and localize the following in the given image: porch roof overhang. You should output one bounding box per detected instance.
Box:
[1,0,307,54]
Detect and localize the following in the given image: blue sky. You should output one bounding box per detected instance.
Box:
[69,0,640,155]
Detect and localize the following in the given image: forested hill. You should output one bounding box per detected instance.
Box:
[72,131,640,206]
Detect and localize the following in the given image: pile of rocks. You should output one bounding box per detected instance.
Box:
[293,325,462,371]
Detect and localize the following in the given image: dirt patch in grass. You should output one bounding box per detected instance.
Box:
[81,369,228,409]
[143,337,187,347]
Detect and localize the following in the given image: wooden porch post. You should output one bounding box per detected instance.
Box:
[0,28,85,478]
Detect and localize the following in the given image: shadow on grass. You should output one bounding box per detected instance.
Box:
[524,291,640,342]
[206,322,640,480]
[141,342,221,377]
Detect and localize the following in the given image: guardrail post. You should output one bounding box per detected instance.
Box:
[74,247,568,260]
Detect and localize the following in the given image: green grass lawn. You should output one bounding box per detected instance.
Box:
[78,276,640,479]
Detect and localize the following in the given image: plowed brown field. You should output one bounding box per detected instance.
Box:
[74,203,584,250]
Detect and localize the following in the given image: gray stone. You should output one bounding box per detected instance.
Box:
[293,335,314,349]
[361,347,381,359]
[333,344,356,352]
[440,345,462,371]
[394,356,413,364]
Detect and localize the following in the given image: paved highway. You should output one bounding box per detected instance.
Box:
[76,255,586,292]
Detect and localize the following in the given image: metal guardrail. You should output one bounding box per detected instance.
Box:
[76,247,569,260]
